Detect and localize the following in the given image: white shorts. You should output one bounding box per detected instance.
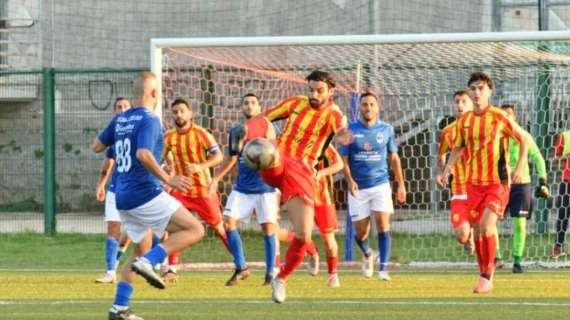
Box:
[104,191,121,222]
[223,190,279,225]
[118,192,182,243]
[348,183,394,222]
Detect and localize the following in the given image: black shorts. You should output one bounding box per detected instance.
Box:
[506,183,533,219]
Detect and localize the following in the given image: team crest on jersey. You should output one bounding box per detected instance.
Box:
[376,132,384,144]
[363,142,372,151]
[470,209,478,218]
[452,213,460,223]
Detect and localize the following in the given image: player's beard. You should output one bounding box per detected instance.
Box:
[309,98,322,109]
[175,118,188,128]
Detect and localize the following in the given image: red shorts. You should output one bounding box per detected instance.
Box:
[314,204,338,234]
[450,197,471,229]
[171,191,222,227]
[259,155,315,206]
[466,183,510,222]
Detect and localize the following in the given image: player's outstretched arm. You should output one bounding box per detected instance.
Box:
[389,152,406,204]
[316,148,343,181]
[91,137,108,153]
[137,148,192,190]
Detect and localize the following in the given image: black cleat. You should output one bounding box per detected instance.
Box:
[109,306,144,320]
[225,268,251,286]
[512,263,524,274]
[262,273,274,286]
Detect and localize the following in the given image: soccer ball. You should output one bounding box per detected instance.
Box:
[242,138,277,170]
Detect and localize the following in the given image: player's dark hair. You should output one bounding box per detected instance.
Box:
[439,115,456,130]
[114,97,129,110]
[306,70,336,88]
[171,97,191,109]
[467,72,493,90]
[242,93,259,102]
[360,91,378,102]
[453,89,469,99]
[500,103,516,115]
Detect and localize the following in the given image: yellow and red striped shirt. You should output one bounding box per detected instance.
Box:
[163,124,220,198]
[264,96,347,168]
[454,106,521,186]
[315,146,341,207]
[438,121,467,195]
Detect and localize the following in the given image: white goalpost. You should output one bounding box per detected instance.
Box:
[151,31,570,269]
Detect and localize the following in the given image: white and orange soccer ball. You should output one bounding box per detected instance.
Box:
[242,138,277,170]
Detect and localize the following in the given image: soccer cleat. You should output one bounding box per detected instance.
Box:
[361,254,374,278]
[378,271,391,281]
[161,269,178,284]
[473,276,493,294]
[271,277,286,303]
[95,272,116,284]
[307,254,319,276]
[550,244,566,259]
[108,306,144,320]
[327,273,340,288]
[262,273,274,286]
[494,257,505,269]
[131,257,166,289]
[512,263,524,274]
[225,268,251,286]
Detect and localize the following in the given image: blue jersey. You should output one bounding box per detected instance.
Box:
[105,146,117,193]
[98,107,164,210]
[339,120,398,189]
[228,126,276,194]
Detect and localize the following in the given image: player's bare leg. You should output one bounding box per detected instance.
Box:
[320,231,339,287]
[272,197,314,303]
[375,211,392,281]
[454,223,474,256]
[353,218,374,278]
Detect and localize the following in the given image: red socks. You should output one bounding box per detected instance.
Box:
[277,237,308,280]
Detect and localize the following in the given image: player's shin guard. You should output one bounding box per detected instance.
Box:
[474,237,485,273]
[218,232,231,252]
[277,237,308,280]
[263,234,277,275]
[168,252,181,270]
[143,244,168,266]
[227,229,247,270]
[327,256,338,275]
[512,217,527,264]
[106,238,119,272]
[113,281,133,308]
[378,232,391,272]
[482,234,497,278]
[355,237,373,258]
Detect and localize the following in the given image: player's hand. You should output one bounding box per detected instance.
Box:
[535,177,550,198]
[96,183,106,202]
[396,184,406,204]
[435,168,450,187]
[348,179,359,197]
[334,129,354,145]
[167,175,192,190]
[230,124,247,154]
[185,163,203,174]
[512,168,524,184]
[162,163,172,175]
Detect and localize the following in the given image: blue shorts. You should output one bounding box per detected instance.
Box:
[506,183,533,219]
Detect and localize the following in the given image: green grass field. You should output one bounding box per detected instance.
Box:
[1,234,569,319]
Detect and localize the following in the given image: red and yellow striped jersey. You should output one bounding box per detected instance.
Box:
[315,146,341,206]
[264,96,347,168]
[438,121,467,195]
[454,106,521,186]
[163,124,220,198]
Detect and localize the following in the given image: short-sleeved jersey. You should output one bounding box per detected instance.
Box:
[105,146,117,193]
[98,107,163,210]
[438,121,468,195]
[339,120,398,189]
[163,124,220,198]
[228,125,276,194]
[454,106,522,186]
[315,146,341,206]
[264,96,347,168]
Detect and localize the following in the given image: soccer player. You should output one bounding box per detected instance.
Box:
[92,71,205,320]
[437,72,531,294]
[500,103,549,273]
[552,129,570,258]
[340,92,406,281]
[162,97,229,277]
[437,90,475,254]
[239,70,351,303]
[313,145,344,287]
[95,97,131,284]
[210,93,280,286]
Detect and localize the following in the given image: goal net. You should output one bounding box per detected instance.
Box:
[152,32,570,269]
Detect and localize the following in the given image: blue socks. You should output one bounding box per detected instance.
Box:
[227,229,247,270]
[378,232,391,272]
[113,281,133,307]
[263,234,276,274]
[355,237,373,258]
[105,238,119,272]
[151,234,160,248]
[143,244,168,266]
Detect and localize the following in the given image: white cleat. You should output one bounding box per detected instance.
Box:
[132,257,166,289]
[361,254,374,278]
[327,273,340,288]
[379,271,391,281]
[95,272,116,284]
[307,254,319,276]
[271,277,287,303]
